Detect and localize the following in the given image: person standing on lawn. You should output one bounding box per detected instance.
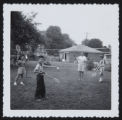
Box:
[14,55,26,86]
[96,55,105,82]
[34,55,59,101]
[77,52,87,80]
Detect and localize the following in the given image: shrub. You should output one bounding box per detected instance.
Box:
[87,60,94,71]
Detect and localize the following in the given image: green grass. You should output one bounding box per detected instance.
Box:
[11,61,111,110]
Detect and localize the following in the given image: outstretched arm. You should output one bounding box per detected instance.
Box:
[34,64,40,74]
[43,64,59,69]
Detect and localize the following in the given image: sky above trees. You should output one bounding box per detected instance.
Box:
[23,4,119,46]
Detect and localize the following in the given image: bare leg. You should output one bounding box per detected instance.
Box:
[99,72,103,82]
[81,71,84,80]
[25,68,27,77]
[20,74,25,85]
[79,71,82,80]
[14,74,20,85]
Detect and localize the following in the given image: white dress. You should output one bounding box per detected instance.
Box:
[77,56,87,72]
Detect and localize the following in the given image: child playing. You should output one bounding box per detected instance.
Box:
[34,55,59,101]
[14,55,26,86]
[94,55,105,82]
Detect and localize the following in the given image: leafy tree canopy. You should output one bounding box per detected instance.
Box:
[82,38,103,48]
[11,12,76,54]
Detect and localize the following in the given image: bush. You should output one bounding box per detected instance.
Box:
[87,60,94,70]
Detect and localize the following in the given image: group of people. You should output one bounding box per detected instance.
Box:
[13,54,59,101]
[13,52,105,101]
[76,52,105,83]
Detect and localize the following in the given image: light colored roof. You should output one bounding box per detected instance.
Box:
[60,44,103,53]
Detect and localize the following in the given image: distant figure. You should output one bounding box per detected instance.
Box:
[77,53,87,80]
[95,55,105,82]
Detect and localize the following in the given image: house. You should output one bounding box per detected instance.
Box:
[95,48,110,54]
[59,44,103,63]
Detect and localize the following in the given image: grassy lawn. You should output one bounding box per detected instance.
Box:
[11,61,111,110]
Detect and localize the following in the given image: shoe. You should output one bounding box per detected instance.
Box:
[99,78,103,83]
[14,82,17,86]
[20,82,25,85]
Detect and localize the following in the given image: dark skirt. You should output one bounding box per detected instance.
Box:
[35,73,46,99]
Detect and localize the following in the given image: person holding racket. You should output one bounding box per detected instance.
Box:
[34,55,59,101]
[14,55,26,86]
[93,55,105,82]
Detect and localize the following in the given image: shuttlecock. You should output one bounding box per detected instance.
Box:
[57,67,59,70]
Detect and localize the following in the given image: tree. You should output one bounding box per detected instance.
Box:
[45,26,76,55]
[46,26,75,49]
[11,11,45,51]
[82,39,90,46]
[62,34,76,48]
[82,38,103,48]
[11,12,76,56]
[88,39,103,48]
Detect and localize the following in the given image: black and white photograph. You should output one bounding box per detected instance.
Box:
[3,4,119,117]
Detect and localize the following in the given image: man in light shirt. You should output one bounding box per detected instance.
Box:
[77,52,87,80]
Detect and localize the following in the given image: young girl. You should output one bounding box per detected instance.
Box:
[14,55,26,86]
[98,55,105,82]
[34,55,59,101]
[94,55,105,82]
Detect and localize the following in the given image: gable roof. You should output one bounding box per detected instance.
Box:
[60,44,103,53]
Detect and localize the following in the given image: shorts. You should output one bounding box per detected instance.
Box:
[18,67,26,75]
[78,64,86,72]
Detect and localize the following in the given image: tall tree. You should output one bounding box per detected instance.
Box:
[82,39,89,46]
[82,38,103,48]
[88,38,103,48]
[11,11,45,51]
[45,26,76,55]
[46,26,75,49]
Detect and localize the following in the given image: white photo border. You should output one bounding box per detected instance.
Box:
[3,4,119,117]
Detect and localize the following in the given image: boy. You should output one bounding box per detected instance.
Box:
[77,52,87,80]
[14,55,26,86]
[34,55,59,101]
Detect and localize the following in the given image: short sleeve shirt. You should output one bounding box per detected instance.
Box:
[77,56,87,65]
